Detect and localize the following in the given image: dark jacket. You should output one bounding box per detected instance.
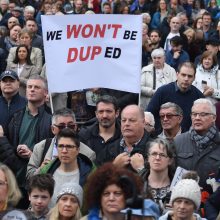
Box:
[165,49,190,71]
[78,119,121,156]
[174,131,220,193]
[147,82,204,134]
[99,88,139,111]
[40,154,95,187]
[204,186,220,220]
[0,104,53,187]
[7,104,53,149]
[0,93,27,134]
[96,131,151,166]
[0,136,25,174]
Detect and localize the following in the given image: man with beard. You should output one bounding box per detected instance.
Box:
[78,95,121,160]
[149,30,161,50]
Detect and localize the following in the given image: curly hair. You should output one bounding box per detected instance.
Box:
[85,162,143,209]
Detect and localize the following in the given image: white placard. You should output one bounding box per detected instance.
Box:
[170,166,188,190]
[41,15,142,93]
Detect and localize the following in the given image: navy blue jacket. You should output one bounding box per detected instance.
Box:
[165,49,190,71]
[0,93,27,134]
[147,82,204,134]
[204,186,220,220]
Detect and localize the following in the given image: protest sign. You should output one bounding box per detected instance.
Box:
[170,166,188,190]
[42,15,142,93]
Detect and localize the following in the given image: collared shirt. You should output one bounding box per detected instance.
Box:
[19,106,39,150]
[119,137,142,156]
[174,81,192,93]
[158,128,182,140]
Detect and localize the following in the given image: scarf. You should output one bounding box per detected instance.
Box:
[4,36,17,52]
[189,125,217,152]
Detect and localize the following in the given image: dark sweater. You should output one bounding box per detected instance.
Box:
[147,82,204,134]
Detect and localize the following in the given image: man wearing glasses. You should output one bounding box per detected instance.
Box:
[158,102,183,141]
[40,128,94,208]
[147,62,204,134]
[174,98,220,194]
[27,108,96,180]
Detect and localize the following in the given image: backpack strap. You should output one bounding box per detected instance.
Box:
[40,138,53,165]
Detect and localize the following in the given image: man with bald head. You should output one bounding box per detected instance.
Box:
[163,16,187,53]
[96,104,151,167]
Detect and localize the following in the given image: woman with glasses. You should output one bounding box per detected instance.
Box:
[151,0,168,30]
[130,138,176,214]
[40,128,94,208]
[0,163,22,211]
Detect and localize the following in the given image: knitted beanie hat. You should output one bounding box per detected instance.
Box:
[170,179,201,210]
[57,182,83,207]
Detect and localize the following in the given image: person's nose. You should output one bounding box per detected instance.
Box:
[109,193,115,200]
[103,111,108,117]
[61,147,68,152]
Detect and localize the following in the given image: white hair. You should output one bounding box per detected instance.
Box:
[151,47,165,58]
[0,0,9,5]
[144,111,155,126]
[193,98,216,115]
[24,5,35,13]
[142,12,151,19]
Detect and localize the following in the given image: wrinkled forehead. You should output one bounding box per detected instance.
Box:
[192,103,212,112]
[27,79,45,88]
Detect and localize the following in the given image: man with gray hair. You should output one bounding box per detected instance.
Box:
[147,62,204,133]
[174,98,220,193]
[141,47,176,109]
[27,108,96,180]
[0,75,53,208]
[158,102,183,141]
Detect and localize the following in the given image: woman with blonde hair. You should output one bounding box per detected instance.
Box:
[183,28,201,62]
[48,182,83,220]
[0,163,22,211]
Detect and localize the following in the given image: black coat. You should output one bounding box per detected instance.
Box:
[96,131,151,166]
[78,119,121,157]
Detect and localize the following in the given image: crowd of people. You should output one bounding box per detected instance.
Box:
[0,0,220,219]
